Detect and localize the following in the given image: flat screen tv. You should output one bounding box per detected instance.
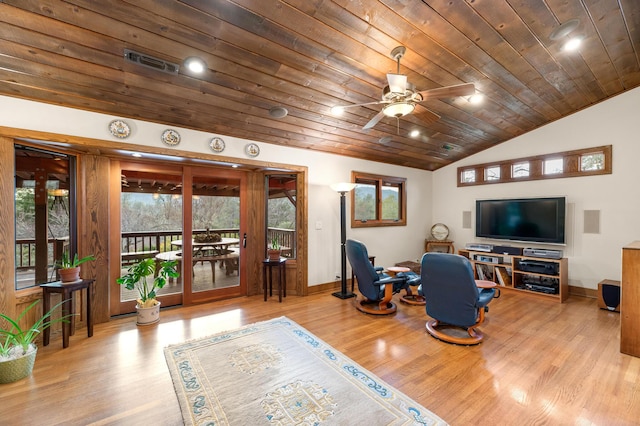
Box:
[475,197,566,244]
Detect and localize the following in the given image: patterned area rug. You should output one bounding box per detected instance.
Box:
[164,316,447,425]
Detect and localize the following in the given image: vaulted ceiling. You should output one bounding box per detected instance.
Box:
[1,0,639,170]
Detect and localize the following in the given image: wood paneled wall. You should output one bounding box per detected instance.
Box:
[0,136,16,319]
[79,154,110,323]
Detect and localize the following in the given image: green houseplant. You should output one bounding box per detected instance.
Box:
[56,253,95,283]
[116,258,179,325]
[267,237,281,261]
[0,299,72,383]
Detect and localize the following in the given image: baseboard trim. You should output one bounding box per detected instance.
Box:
[308,280,350,295]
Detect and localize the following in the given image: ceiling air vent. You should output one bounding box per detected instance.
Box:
[124,49,179,74]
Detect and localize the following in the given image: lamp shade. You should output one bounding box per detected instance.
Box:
[383,102,415,117]
[330,182,357,193]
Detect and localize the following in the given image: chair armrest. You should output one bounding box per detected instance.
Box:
[476,288,496,307]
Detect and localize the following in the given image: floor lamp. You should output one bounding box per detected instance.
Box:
[330,182,357,299]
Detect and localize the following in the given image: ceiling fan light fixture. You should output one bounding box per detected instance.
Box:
[184,56,207,73]
[383,102,414,117]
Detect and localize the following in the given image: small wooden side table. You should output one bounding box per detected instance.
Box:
[425,240,455,253]
[40,279,95,349]
[262,258,287,302]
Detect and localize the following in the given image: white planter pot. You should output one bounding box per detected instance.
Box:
[0,344,37,384]
[136,301,161,326]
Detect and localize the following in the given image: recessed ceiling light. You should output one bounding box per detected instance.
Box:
[563,37,582,51]
[468,93,484,104]
[330,106,345,115]
[184,56,207,73]
[409,129,420,138]
[269,106,288,118]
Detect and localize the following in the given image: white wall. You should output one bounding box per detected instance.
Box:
[432,86,640,289]
[0,95,432,288]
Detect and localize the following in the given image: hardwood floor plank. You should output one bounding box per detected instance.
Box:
[1,290,638,425]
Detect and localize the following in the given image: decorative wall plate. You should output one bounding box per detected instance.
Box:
[108,120,131,139]
[245,143,260,157]
[209,137,225,153]
[161,129,181,146]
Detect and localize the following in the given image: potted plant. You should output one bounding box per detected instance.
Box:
[56,252,95,283]
[0,299,72,383]
[267,237,281,261]
[116,258,179,326]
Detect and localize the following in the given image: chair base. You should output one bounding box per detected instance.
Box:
[425,319,484,345]
[399,288,425,305]
[355,297,397,315]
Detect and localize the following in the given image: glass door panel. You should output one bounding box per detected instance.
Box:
[190,175,241,293]
[119,169,183,303]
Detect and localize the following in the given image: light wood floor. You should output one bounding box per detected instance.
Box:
[2,289,639,425]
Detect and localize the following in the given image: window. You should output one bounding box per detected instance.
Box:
[485,166,500,181]
[457,145,611,186]
[581,152,605,171]
[14,144,76,289]
[461,169,476,183]
[544,158,563,175]
[512,162,529,178]
[351,172,406,227]
[266,174,297,258]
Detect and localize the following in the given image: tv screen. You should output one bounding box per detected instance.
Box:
[475,197,566,244]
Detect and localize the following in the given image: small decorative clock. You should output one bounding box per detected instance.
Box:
[430,223,449,241]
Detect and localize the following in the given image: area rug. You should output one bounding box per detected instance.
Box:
[164,316,447,425]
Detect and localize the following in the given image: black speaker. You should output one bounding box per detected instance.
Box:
[492,245,523,256]
[597,280,620,312]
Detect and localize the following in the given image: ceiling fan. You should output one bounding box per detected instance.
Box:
[332,46,476,131]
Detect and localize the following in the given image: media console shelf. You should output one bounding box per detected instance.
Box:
[458,249,568,302]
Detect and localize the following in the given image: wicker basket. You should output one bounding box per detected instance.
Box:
[0,345,37,384]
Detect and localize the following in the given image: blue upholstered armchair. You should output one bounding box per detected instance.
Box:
[421,252,496,344]
[346,239,408,315]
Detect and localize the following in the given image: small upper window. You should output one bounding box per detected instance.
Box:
[512,162,530,178]
[580,152,605,171]
[544,158,563,175]
[461,169,475,183]
[485,166,500,181]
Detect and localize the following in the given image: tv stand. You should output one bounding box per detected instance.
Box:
[458,249,568,303]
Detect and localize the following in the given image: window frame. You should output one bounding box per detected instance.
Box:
[457,145,611,187]
[350,171,406,228]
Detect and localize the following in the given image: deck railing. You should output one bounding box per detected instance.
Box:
[15,227,296,269]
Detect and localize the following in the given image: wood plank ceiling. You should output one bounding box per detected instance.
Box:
[0,0,639,171]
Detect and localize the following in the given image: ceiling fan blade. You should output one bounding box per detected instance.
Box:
[417,83,475,100]
[363,110,386,130]
[413,104,440,124]
[387,73,407,94]
[336,100,387,110]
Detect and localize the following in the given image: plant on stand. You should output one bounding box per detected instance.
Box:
[0,300,72,383]
[116,258,179,325]
[267,236,281,261]
[56,252,95,283]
